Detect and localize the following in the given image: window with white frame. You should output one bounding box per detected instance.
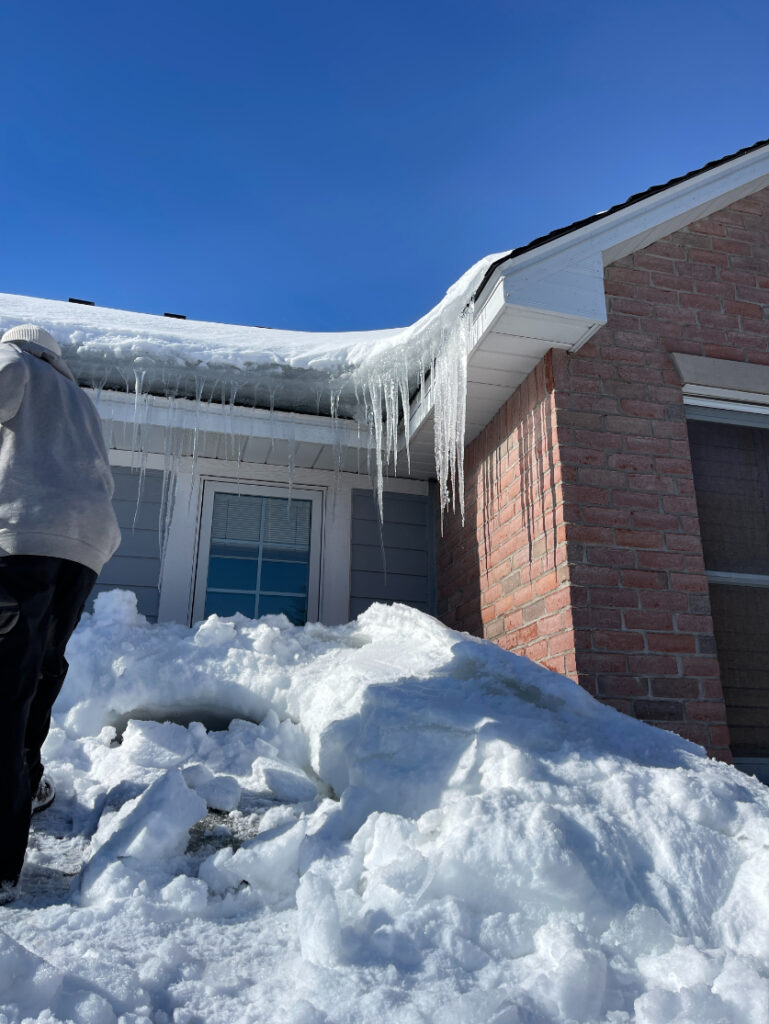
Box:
[193,482,323,625]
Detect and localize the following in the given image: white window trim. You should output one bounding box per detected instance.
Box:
[191,479,324,625]
[707,570,769,589]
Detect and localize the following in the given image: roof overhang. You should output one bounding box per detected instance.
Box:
[404,140,769,469]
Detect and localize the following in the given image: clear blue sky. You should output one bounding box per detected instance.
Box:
[1,1,767,332]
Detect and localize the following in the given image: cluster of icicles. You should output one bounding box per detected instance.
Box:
[86,300,474,563]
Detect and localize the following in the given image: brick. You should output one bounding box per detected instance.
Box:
[676,613,714,633]
[666,722,709,745]
[708,725,732,748]
[570,565,620,587]
[685,700,727,723]
[589,587,639,608]
[580,507,632,527]
[621,570,667,590]
[623,610,673,631]
[597,676,650,697]
[576,652,629,674]
[627,654,678,675]
[605,415,654,436]
[637,551,687,571]
[647,633,696,653]
[548,630,576,656]
[599,698,635,715]
[594,630,645,651]
[651,678,700,699]
[634,699,684,721]
[680,656,721,677]
[640,590,689,611]
[669,573,709,593]
[572,607,622,629]
[615,529,664,549]
[585,545,637,568]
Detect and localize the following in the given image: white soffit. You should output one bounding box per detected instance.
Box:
[89,388,405,475]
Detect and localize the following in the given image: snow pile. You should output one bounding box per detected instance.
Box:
[0,254,501,521]
[3,591,769,1024]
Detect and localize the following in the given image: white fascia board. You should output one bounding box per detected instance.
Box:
[88,387,366,450]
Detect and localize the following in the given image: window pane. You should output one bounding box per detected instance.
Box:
[709,584,769,757]
[205,591,256,618]
[263,497,312,547]
[258,593,307,624]
[688,420,769,574]
[204,490,314,627]
[262,544,309,562]
[260,560,309,595]
[211,493,263,543]
[210,541,261,559]
[207,556,259,592]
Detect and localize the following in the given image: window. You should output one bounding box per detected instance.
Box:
[193,483,322,625]
[688,418,769,760]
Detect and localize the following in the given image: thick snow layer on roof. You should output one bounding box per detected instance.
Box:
[0,253,502,384]
[1,254,505,517]
[0,292,402,375]
[4,592,769,1024]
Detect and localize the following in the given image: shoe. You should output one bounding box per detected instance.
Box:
[0,878,20,906]
[32,774,55,815]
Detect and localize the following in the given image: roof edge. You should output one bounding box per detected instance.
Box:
[473,138,769,305]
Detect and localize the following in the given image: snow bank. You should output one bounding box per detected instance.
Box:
[3,591,769,1024]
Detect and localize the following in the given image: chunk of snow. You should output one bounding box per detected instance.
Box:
[195,774,241,812]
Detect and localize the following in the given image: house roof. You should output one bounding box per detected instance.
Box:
[472,138,769,306]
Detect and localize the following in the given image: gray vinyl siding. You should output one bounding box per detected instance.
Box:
[349,489,436,619]
[89,467,164,621]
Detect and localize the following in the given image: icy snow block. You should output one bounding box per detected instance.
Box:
[79,768,206,903]
[181,762,214,789]
[251,755,318,803]
[196,774,241,812]
[160,875,209,914]
[200,819,307,902]
[121,719,195,768]
[295,870,342,966]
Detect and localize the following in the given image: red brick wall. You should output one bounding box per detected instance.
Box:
[437,185,769,760]
[438,354,578,678]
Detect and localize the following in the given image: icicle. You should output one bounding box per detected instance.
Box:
[286,418,296,506]
[130,370,147,467]
[188,375,205,495]
[398,346,411,475]
[366,373,386,522]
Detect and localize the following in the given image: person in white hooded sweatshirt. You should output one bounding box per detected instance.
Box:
[0,324,120,902]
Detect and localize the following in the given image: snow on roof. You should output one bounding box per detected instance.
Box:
[0,252,503,410]
[1,254,504,517]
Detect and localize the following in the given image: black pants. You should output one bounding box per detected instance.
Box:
[0,555,96,884]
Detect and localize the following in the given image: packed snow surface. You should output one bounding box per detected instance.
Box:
[4,591,769,1024]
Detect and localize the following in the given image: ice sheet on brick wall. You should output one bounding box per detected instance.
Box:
[4,591,769,1024]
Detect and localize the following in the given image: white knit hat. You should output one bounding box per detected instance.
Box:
[1,324,62,357]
